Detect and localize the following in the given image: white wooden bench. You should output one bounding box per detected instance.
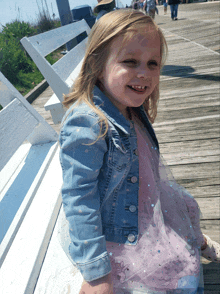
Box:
[0,72,83,293]
[20,19,91,125]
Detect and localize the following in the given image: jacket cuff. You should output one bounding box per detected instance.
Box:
[77,252,112,282]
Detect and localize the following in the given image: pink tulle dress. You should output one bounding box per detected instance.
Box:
[106,113,204,294]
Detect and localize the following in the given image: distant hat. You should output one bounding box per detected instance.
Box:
[94,0,115,14]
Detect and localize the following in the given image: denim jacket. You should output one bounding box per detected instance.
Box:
[59,86,159,282]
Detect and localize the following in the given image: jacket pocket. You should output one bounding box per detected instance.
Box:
[108,137,130,172]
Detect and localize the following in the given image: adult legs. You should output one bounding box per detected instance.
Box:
[149,8,156,19]
[164,3,167,14]
[170,4,175,19]
[174,4,179,19]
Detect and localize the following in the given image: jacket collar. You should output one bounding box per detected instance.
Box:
[93,85,131,135]
[93,86,159,149]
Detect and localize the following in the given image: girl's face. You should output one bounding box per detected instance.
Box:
[98,28,161,118]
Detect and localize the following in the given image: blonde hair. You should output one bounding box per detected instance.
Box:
[63,9,167,138]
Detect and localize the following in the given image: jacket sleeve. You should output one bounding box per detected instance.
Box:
[59,110,111,282]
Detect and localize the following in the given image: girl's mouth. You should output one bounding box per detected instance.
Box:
[127,85,147,93]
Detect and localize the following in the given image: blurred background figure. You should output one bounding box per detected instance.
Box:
[168,0,180,20]
[163,0,168,14]
[94,0,116,21]
[143,0,158,19]
[131,0,145,10]
[139,0,145,9]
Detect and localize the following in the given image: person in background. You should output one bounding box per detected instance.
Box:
[168,0,180,20]
[94,0,116,21]
[143,0,158,19]
[132,0,141,10]
[139,0,145,9]
[163,0,168,14]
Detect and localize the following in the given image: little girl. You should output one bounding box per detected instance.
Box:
[59,9,220,294]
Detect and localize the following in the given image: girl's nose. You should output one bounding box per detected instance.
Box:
[137,70,149,80]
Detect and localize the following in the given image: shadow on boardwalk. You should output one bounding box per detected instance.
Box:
[162,65,220,82]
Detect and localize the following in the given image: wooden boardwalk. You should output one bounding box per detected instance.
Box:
[155,3,220,292]
[31,2,220,292]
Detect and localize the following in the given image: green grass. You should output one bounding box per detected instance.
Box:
[0,0,62,99]
[14,50,61,96]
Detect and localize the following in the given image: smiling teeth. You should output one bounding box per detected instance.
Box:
[131,85,145,89]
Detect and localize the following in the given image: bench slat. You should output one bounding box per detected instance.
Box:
[20,21,90,104]
[21,36,69,102]
[0,142,58,267]
[0,72,58,144]
[0,79,16,107]
[43,57,84,124]
[33,206,83,294]
[44,93,66,124]
[0,143,32,195]
[21,19,90,57]
[52,37,87,82]
[0,98,38,171]
[20,20,91,124]
[0,146,63,294]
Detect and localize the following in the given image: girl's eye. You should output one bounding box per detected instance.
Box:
[148,60,159,67]
[123,59,137,65]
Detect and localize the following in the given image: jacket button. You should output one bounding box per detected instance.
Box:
[130,176,138,183]
[134,149,138,156]
[127,234,136,243]
[129,205,137,212]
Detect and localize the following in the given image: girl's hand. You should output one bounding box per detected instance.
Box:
[79,273,113,294]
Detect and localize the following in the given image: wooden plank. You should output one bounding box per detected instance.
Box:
[156,106,220,123]
[159,138,220,166]
[194,197,220,220]
[202,262,220,286]
[185,185,220,199]
[159,85,219,100]
[159,138,219,156]
[203,284,220,294]
[154,115,220,143]
[0,98,38,170]
[167,162,219,199]
[167,161,219,181]
[177,178,219,190]
[158,93,219,105]
[0,147,63,294]
[162,153,219,166]
[200,220,220,243]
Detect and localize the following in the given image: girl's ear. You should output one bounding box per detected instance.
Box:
[98,71,104,81]
[99,68,103,77]
[96,78,105,92]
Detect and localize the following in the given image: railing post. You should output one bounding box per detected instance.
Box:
[56,0,73,51]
